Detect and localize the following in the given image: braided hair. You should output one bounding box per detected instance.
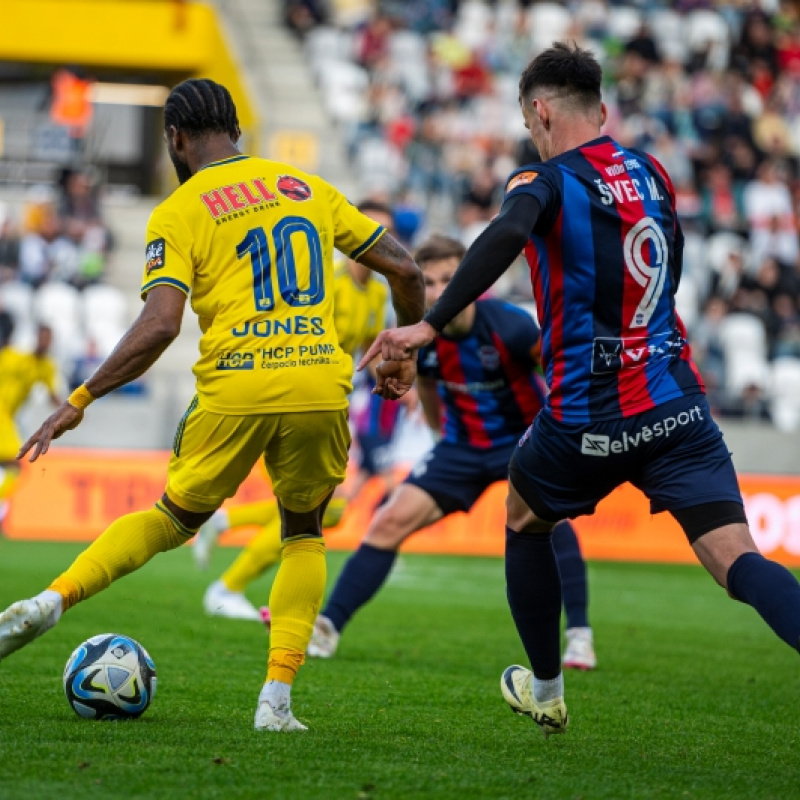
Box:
[163,79,239,138]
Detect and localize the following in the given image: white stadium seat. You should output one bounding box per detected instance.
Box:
[718,313,769,395]
[0,280,34,327]
[769,357,800,432]
[33,281,85,365]
[719,313,767,360]
[528,3,572,54]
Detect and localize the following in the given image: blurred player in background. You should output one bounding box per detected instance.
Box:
[0,78,424,732]
[309,235,596,671]
[194,199,399,621]
[0,321,61,528]
[363,43,800,738]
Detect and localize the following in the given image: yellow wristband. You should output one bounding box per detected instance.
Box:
[68,385,95,410]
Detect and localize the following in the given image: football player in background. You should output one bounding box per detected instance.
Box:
[0,78,424,732]
[362,43,800,737]
[0,321,61,528]
[194,199,402,621]
[308,235,596,672]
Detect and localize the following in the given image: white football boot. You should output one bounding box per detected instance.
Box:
[193,510,228,570]
[306,614,339,658]
[202,580,261,622]
[0,594,61,661]
[563,627,597,671]
[500,665,569,737]
[254,685,307,732]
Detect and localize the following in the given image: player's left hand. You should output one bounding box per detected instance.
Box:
[373,359,417,400]
[17,402,84,463]
[358,321,438,369]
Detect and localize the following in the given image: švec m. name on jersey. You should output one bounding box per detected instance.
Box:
[505,136,704,424]
[417,299,546,448]
[141,155,385,414]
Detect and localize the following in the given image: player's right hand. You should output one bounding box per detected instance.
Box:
[373,359,417,400]
[17,402,85,463]
[358,321,438,369]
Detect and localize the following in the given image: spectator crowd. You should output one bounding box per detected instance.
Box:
[5,1,800,429]
[285,0,800,430]
[0,166,131,394]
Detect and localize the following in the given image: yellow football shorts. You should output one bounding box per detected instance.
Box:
[0,409,21,462]
[165,399,350,514]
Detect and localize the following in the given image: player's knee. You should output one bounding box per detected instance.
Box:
[363,505,408,549]
[160,493,215,532]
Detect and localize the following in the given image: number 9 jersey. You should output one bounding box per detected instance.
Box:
[140,155,386,415]
[505,136,704,424]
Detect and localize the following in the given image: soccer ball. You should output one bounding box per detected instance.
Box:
[63,633,157,720]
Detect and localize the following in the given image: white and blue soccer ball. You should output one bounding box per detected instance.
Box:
[63,633,157,720]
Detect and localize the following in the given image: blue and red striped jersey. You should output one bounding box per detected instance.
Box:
[505,136,704,423]
[417,299,545,448]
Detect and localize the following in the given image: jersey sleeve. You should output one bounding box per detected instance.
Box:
[503,164,562,234]
[324,183,387,259]
[140,207,193,300]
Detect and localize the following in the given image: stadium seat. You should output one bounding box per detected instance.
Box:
[687,9,730,71]
[318,60,369,123]
[0,280,37,349]
[719,313,769,396]
[33,281,85,365]
[647,8,687,63]
[82,284,129,357]
[769,357,800,432]
[674,275,700,334]
[607,6,642,43]
[0,280,34,327]
[719,313,767,359]
[82,284,128,330]
[306,26,355,67]
[388,31,430,103]
[528,3,572,54]
[454,0,495,49]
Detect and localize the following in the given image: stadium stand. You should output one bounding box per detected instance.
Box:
[3,0,800,450]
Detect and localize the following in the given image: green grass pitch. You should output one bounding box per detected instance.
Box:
[0,539,798,800]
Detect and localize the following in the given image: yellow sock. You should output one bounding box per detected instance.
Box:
[266,537,326,684]
[322,497,347,528]
[0,465,20,502]
[227,500,279,530]
[221,516,282,593]
[48,501,195,612]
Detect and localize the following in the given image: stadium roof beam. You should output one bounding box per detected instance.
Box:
[0,0,260,152]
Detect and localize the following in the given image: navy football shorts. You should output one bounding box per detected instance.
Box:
[509,395,742,522]
[356,431,394,476]
[405,440,514,515]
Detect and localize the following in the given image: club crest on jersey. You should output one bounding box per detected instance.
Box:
[478,345,500,370]
[506,171,538,193]
[145,238,165,274]
[276,175,312,202]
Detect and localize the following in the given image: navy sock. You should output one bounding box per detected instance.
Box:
[505,526,562,680]
[727,552,800,653]
[552,520,589,629]
[323,543,397,633]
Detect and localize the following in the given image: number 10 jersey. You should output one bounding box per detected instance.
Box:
[505,136,705,424]
[140,155,385,415]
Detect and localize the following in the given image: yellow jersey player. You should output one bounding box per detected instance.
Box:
[0,322,61,526]
[193,201,395,622]
[0,78,423,732]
